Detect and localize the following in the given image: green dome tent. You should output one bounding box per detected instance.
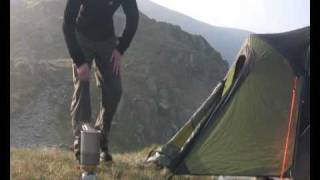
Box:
[146,27,310,179]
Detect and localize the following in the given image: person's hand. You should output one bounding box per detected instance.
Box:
[76,63,91,81]
[110,49,122,76]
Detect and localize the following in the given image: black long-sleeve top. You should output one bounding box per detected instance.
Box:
[63,0,139,67]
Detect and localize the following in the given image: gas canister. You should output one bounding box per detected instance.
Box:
[80,124,101,179]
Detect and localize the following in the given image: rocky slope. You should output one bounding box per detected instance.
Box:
[137,0,251,65]
[10,0,228,152]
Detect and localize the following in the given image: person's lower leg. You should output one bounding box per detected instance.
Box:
[95,85,122,160]
[70,80,92,161]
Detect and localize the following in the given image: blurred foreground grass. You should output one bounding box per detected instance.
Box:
[10,145,214,180]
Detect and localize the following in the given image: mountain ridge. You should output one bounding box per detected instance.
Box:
[137,0,251,65]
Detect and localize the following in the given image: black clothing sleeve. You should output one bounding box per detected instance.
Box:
[116,0,139,55]
[63,0,85,67]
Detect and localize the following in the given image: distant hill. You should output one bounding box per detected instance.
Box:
[10,0,228,152]
[137,0,251,65]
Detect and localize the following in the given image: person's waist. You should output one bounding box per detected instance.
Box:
[76,28,115,42]
[76,20,115,42]
[76,29,117,46]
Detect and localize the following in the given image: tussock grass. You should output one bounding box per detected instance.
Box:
[10,146,214,180]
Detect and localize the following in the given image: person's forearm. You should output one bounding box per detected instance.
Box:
[116,0,139,54]
[63,23,86,67]
[63,0,85,67]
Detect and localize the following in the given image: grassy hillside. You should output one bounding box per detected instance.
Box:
[10,146,215,180]
[10,146,286,179]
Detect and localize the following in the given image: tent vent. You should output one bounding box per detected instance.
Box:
[233,55,246,84]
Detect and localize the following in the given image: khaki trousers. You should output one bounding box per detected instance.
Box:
[71,31,122,159]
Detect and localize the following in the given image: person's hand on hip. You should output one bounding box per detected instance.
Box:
[77,63,91,81]
[110,49,122,76]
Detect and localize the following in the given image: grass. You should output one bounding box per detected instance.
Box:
[10,146,214,180]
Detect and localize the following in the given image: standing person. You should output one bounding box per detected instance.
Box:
[62,0,139,163]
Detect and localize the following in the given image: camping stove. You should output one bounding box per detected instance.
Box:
[80,124,101,180]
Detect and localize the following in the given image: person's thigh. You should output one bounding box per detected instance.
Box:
[94,37,118,88]
[75,31,95,67]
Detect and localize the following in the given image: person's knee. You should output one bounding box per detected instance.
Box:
[116,86,123,100]
[110,84,122,101]
[102,84,122,105]
[114,87,122,102]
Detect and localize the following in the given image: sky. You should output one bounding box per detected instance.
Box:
[150,0,310,33]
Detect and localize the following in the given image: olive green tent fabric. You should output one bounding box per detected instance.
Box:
[257,27,310,76]
[145,27,309,179]
[222,61,237,96]
[174,35,303,176]
[145,82,225,168]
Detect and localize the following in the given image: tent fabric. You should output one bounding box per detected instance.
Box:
[145,27,309,179]
[146,82,225,168]
[291,45,310,179]
[257,27,310,76]
[222,61,237,96]
[175,36,302,176]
